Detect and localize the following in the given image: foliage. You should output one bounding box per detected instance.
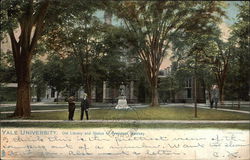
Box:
[171,20,233,104]
[0,51,16,83]
[43,55,65,92]
[43,6,142,101]
[0,0,51,117]
[113,1,226,106]
[227,1,250,101]
[61,56,82,97]
[31,55,84,101]
[31,59,46,102]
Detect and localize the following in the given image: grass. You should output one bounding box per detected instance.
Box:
[92,107,250,120]
[1,103,249,112]
[1,107,250,120]
[1,122,249,130]
[1,106,249,129]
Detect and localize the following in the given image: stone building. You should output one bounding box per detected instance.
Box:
[158,66,206,103]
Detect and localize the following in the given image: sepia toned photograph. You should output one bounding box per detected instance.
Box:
[0,1,249,159]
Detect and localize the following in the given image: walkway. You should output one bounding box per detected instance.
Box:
[166,103,250,114]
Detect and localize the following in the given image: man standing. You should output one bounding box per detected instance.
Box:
[80,93,89,120]
[211,85,219,109]
[67,96,76,120]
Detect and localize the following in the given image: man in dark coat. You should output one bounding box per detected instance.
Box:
[67,96,76,120]
[80,93,89,120]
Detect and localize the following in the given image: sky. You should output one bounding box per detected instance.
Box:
[224,1,240,26]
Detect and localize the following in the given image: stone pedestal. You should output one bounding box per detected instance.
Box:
[115,96,130,109]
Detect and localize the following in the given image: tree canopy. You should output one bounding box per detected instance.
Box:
[113,1,226,106]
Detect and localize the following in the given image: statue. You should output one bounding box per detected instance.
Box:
[119,83,126,98]
[115,82,130,109]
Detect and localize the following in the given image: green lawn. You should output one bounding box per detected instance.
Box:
[1,107,249,129]
[1,103,249,113]
[1,122,249,130]
[1,107,250,120]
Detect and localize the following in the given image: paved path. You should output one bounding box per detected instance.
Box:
[0,103,69,107]
[169,103,250,114]
[1,109,78,114]
[1,119,250,124]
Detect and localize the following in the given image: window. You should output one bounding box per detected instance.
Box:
[185,78,192,99]
[185,78,192,88]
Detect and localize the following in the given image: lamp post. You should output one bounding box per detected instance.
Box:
[194,53,198,118]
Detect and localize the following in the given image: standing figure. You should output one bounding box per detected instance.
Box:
[67,96,76,120]
[210,85,219,109]
[119,83,126,97]
[80,93,89,120]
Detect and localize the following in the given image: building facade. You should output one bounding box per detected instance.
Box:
[158,66,206,103]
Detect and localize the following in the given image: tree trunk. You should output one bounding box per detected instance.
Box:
[86,81,92,104]
[219,84,224,105]
[85,64,92,104]
[36,86,41,102]
[145,61,159,107]
[215,73,225,106]
[237,80,241,109]
[151,86,159,106]
[15,82,31,117]
[8,0,49,118]
[150,75,159,106]
[14,60,31,117]
[56,91,59,104]
[237,98,241,109]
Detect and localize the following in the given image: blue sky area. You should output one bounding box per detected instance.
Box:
[224,1,240,26]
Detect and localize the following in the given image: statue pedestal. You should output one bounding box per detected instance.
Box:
[115,97,130,109]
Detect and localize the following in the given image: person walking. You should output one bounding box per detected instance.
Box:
[210,85,219,109]
[80,93,89,120]
[67,96,76,120]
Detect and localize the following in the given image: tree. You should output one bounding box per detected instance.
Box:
[31,59,46,102]
[206,39,233,104]
[62,56,82,98]
[171,17,235,108]
[44,6,134,102]
[44,10,104,102]
[0,50,16,83]
[224,2,250,107]
[1,0,49,117]
[32,55,82,102]
[42,55,66,102]
[0,0,99,117]
[230,2,250,102]
[114,1,225,106]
